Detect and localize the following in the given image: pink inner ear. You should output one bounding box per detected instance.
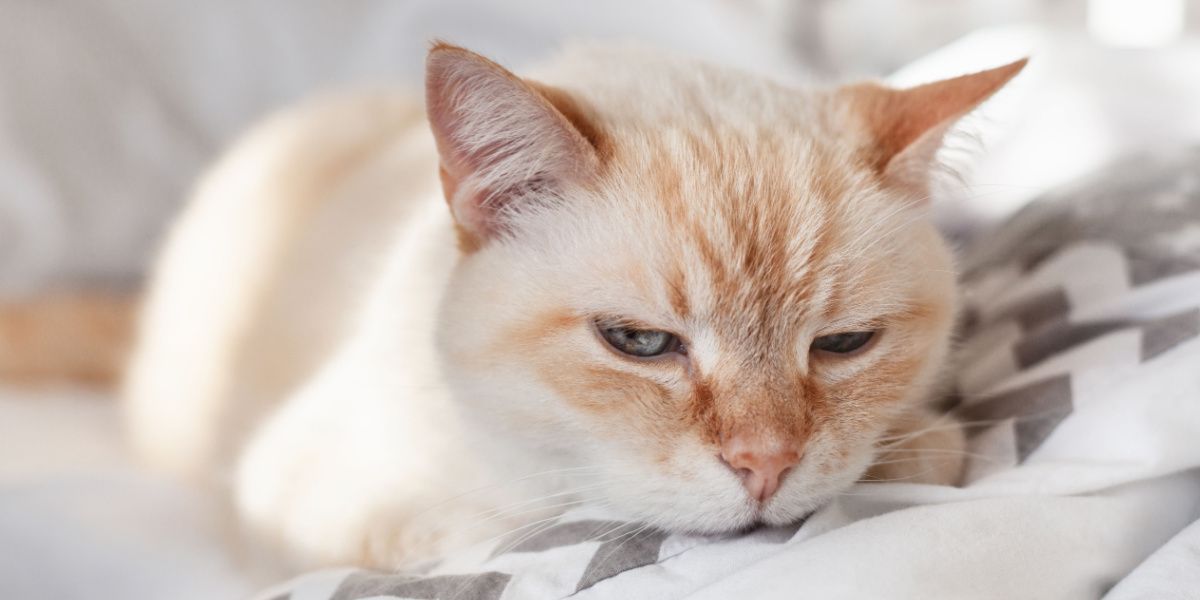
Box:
[425,44,599,243]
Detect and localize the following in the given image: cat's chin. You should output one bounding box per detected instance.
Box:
[642,503,821,537]
[755,499,828,530]
[606,490,834,537]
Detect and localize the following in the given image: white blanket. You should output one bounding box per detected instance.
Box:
[258,149,1200,600]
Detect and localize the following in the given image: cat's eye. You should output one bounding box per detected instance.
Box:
[811,331,875,355]
[597,323,681,358]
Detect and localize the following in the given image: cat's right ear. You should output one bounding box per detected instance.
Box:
[425,43,600,249]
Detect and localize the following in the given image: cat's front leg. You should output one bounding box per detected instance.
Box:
[232,353,506,569]
[864,408,966,486]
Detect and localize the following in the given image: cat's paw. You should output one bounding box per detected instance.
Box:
[232,414,468,568]
[864,409,966,486]
[235,440,415,568]
[231,396,523,569]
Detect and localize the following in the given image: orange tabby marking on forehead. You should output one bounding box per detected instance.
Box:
[665,263,692,321]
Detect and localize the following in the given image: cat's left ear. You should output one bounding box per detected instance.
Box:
[840,58,1027,192]
[425,43,601,248]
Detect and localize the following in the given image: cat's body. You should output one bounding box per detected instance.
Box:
[123,90,476,565]
[123,44,1022,569]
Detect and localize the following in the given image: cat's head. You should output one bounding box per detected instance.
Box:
[429,43,1023,532]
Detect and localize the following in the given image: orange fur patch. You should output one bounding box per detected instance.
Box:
[0,292,137,386]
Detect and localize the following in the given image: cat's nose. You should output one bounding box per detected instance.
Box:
[719,434,801,503]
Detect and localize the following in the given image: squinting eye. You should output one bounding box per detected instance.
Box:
[597,323,681,358]
[811,331,875,355]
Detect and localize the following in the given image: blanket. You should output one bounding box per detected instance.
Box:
[258,148,1200,599]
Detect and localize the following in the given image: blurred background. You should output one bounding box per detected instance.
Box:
[0,1,1198,598]
[2,0,1199,298]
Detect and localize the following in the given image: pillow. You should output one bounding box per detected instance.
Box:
[254,149,1200,599]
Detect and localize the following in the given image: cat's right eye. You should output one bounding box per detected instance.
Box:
[811,331,876,355]
[596,322,682,358]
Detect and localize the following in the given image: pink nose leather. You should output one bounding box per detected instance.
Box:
[720,435,801,503]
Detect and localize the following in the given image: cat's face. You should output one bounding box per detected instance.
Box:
[428,44,1022,532]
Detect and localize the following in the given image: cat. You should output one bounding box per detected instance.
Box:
[121,42,1024,569]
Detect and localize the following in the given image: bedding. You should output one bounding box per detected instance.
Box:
[256,148,1200,599]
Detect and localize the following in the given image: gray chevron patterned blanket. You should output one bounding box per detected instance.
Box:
[256,148,1200,600]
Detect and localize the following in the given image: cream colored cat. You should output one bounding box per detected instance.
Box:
[122,43,1024,569]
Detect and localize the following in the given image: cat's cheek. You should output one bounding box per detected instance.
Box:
[518,344,691,436]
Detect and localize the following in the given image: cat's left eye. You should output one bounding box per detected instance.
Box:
[811,331,876,355]
[596,322,682,358]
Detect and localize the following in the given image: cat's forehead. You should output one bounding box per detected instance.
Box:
[567,124,917,349]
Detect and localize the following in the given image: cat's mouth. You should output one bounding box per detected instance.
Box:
[751,510,814,531]
[716,505,816,538]
[652,495,822,537]
[740,486,837,532]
